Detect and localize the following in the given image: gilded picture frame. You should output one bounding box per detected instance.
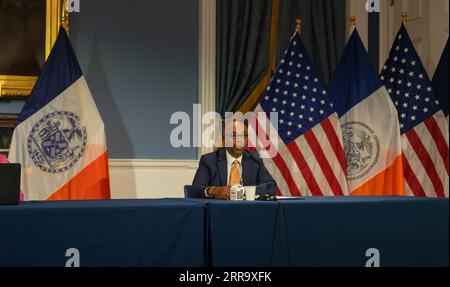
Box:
[0,0,69,99]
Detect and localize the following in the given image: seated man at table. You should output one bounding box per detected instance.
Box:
[191,119,276,199]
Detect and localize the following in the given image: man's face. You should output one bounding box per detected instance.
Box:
[224,120,248,158]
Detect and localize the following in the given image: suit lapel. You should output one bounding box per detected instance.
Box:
[241,151,253,186]
[217,149,228,186]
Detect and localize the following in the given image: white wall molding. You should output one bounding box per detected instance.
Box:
[108,159,199,199]
[199,0,217,157]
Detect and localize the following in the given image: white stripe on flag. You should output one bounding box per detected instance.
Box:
[415,119,448,184]
[254,105,347,196]
[295,135,331,196]
[434,113,449,146]
[417,115,449,197]
[329,113,345,148]
[402,134,438,198]
[253,128,293,196]
[404,177,413,197]
[255,117,306,196]
[313,122,347,195]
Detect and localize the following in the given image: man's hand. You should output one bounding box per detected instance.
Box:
[210,186,230,200]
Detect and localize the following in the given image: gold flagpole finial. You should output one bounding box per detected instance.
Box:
[349,16,356,28]
[295,19,302,34]
[401,12,408,25]
[61,0,70,33]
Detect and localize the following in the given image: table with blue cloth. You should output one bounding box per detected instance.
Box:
[196,197,448,267]
[0,197,448,267]
[0,199,206,267]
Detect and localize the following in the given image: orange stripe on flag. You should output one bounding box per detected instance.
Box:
[47,152,111,200]
[351,155,404,196]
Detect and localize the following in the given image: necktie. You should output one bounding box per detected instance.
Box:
[229,160,241,186]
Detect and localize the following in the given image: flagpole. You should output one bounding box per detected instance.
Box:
[61,0,70,34]
[295,19,302,34]
[349,16,356,29]
[401,12,408,26]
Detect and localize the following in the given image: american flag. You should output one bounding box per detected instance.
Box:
[252,32,348,196]
[381,24,449,198]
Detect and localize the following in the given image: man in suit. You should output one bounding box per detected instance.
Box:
[191,119,276,199]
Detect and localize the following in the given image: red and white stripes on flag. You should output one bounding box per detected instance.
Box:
[251,107,347,197]
[402,113,449,197]
[247,32,347,196]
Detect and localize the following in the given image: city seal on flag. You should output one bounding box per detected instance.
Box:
[27,111,87,173]
[341,121,380,181]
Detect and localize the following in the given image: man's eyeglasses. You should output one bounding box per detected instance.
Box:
[225,133,248,140]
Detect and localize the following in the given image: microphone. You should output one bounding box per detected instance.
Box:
[245,150,277,201]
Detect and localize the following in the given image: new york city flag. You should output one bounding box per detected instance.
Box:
[8,28,111,200]
[327,29,404,196]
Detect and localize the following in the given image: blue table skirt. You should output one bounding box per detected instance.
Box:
[187,197,449,267]
[279,197,449,267]
[0,199,205,267]
[0,197,448,267]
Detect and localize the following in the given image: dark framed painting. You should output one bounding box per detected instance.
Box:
[0,113,18,157]
[0,0,69,99]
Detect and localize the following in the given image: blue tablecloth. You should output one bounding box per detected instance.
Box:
[205,200,281,267]
[192,197,449,267]
[0,199,205,267]
[0,197,448,267]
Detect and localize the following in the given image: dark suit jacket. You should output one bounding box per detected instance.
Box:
[191,148,277,198]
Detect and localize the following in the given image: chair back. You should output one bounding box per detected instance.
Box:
[184,185,194,198]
